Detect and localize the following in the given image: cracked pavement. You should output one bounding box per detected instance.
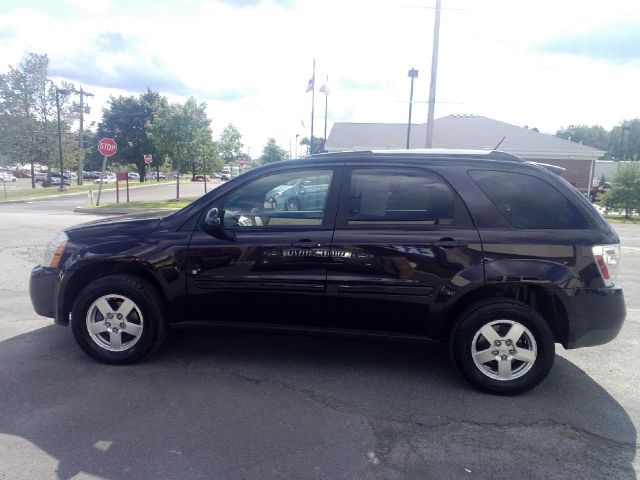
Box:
[0,204,638,479]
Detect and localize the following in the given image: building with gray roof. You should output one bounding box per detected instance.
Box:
[325,115,605,192]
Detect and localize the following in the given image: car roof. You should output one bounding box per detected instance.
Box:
[262,149,565,176]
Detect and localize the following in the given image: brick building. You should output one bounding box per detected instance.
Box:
[325,115,604,192]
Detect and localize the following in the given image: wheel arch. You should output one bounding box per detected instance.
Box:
[439,283,570,347]
[59,261,167,326]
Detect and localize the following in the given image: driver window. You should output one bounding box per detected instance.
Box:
[221,169,333,227]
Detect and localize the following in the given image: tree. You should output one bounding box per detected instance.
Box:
[0,53,77,186]
[601,162,640,217]
[555,125,609,151]
[97,89,168,181]
[609,119,640,161]
[299,135,325,155]
[148,97,216,197]
[218,124,243,164]
[260,138,289,164]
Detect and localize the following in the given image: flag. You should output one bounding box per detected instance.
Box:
[319,83,330,95]
[305,78,314,92]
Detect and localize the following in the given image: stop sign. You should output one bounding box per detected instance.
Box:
[98,138,117,157]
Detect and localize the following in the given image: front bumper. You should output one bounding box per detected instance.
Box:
[564,286,626,349]
[29,266,58,319]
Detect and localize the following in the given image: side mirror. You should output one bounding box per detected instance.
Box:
[204,207,221,227]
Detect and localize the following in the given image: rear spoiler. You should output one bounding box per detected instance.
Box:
[528,162,566,175]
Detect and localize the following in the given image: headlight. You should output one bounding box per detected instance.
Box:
[42,231,68,268]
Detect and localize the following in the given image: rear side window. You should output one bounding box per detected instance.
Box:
[346,168,471,226]
[469,170,588,229]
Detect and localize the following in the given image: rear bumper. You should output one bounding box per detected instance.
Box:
[29,266,58,319]
[564,286,625,349]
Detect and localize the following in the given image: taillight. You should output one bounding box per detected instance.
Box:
[592,244,620,287]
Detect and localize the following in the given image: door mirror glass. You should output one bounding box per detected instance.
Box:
[204,207,221,227]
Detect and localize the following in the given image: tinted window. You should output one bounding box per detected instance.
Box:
[347,169,469,226]
[221,169,333,227]
[469,170,588,229]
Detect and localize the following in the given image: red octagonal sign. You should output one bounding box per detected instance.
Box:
[98,138,117,157]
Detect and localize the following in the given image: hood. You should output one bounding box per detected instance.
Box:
[65,210,168,239]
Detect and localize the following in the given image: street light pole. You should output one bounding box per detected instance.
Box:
[406,68,419,149]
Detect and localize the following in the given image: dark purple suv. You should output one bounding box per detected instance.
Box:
[30,150,625,395]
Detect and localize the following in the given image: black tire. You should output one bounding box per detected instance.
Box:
[71,274,167,364]
[450,300,555,395]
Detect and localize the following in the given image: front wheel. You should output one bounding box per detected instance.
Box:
[71,274,167,364]
[450,300,555,395]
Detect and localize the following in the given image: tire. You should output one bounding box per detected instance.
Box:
[285,199,299,211]
[71,274,167,364]
[450,300,555,395]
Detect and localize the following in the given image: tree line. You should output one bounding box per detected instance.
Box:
[556,122,640,161]
[0,53,294,185]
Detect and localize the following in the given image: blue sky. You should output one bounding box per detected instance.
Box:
[0,0,639,156]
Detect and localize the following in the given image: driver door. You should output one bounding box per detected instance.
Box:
[186,167,341,327]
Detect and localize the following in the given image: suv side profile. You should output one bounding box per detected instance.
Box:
[29,150,625,395]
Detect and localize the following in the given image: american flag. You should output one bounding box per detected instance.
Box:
[305,78,314,92]
[319,83,330,95]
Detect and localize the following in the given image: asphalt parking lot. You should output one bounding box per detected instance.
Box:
[0,204,638,479]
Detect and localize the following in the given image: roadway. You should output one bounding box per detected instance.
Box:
[0,191,637,479]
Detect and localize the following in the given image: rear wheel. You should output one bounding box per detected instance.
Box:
[71,274,167,364]
[450,300,555,395]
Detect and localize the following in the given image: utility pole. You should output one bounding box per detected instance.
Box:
[77,86,94,185]
[425,0,442,148]
[55,88,67,192]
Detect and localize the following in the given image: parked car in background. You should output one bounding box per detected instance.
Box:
[0,172,17,182]
[41,173,70,187]
[128,172,140,180]
[94,174,116,184]
[11,171,31,179]
[35,172,48,182]
[265,174,331,211]
[30,150,625,395]
[192,175,209,182]
[83,171,100,180]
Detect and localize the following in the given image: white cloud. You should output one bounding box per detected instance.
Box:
[1,0,639,156]
[65,0,112,15]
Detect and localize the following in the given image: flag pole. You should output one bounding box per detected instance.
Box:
[310,58,316,154]
[323,75,328,151]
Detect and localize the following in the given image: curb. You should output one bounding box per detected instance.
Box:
[74,207,176,215]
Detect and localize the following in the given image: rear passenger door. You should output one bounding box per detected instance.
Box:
[326,166,484,336]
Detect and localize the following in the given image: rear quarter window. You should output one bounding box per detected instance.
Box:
[469,170,589,229]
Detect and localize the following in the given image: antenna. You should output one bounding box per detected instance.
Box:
[493,136,506,150]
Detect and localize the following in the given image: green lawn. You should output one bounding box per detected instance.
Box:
[604,214,640,224]
[85,197,197,210]
[0,180,172,201]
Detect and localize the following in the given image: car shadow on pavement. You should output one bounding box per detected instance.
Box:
[0,325,636,480]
